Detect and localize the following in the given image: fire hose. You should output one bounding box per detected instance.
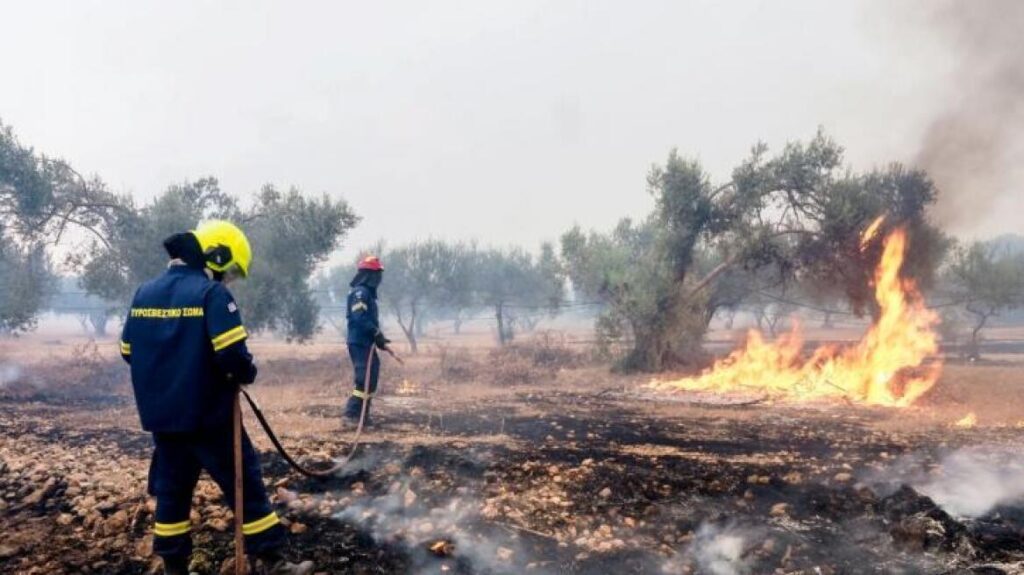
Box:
[240,344,403,479]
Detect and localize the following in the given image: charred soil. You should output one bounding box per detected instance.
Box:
[2,345,1023,574]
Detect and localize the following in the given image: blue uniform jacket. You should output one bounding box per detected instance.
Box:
[346,285,380,346]
[120,266,257,432]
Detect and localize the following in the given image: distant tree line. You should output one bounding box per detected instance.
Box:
[317,241,565,352]
[937,237,1024,359]
[1,119,357,340]
[4,118,1022,368]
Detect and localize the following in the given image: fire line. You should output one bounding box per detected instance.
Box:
[650,229,942,407]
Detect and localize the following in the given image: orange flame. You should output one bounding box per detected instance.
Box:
[953,412,977,428]
[651,229,941,407]
[860,215,886,251]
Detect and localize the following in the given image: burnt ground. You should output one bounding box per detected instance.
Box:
[2,348,1024,574]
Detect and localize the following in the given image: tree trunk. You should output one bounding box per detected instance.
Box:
[495,303,509,345]
[622,296,705,371]
[625,326,670,372]
[766,313,781,338]
[396,307,418,354]
[724,309,735,329]
[89,311,109,337]
[968,310,991,361]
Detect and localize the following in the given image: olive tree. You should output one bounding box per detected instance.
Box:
[945,241,1024,358]
[1,120,117,332]
[71,180,358,341]
[562,131,947,371]
[473,245,565,345]
[378,240,474,353]
[0,239,55,334]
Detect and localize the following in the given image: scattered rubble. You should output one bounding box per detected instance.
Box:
[2,354,1024,574]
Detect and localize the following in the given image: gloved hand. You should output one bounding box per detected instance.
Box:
[373,332,391,350]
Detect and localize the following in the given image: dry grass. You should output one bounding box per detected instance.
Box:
[2,328,1023,459]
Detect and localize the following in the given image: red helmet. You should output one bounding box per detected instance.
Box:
[358,255,384,271]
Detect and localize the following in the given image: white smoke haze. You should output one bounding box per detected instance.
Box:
[869,446,1024,519]
[662,523,757,575]
[0,362,23,389]
[914,447,1024,518]
[330,450,388,478]
[331,476,546,575]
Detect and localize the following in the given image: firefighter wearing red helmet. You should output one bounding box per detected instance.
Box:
[344,255,390,425]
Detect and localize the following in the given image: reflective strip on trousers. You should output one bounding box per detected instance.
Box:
[242,511,280,535]
[154,520,190,537]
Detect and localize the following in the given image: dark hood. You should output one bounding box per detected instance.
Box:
[163,232,206,270]
[350,269,382,291]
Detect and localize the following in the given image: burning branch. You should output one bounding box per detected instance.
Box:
[652,228,942,407]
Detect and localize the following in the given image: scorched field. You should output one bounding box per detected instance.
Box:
[2,330,1024,575]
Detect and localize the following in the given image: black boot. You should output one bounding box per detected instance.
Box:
[343,397,372,426]
[161,555,191,575]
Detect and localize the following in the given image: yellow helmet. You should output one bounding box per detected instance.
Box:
[192,220,252,278]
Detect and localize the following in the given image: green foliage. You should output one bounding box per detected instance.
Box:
[72,180,358,341]
[562,130,948,371]
[0,237,55,334]
[1,120,359,340]
[376,240,473,352]
[323,241,566,348]
[473,245,565,344]
[0,120,104,334]
[70,178,232,302]
[0,120,127,245]
[230,185,359,340]
[945,241,1024,357]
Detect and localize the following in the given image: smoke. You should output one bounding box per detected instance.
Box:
[690,523,752,575]
[906,0,1024,229]
[0,362,24,390]
[868,446,1024,518]
[331,476,547,575]
[660,523,758,575]
[914,447,1024,518]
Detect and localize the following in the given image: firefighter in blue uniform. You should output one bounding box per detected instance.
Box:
[343,255,390,425]
[119,221,313,575]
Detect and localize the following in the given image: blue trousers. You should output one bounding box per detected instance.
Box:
[148,426,285,559]
[344,344,379,420]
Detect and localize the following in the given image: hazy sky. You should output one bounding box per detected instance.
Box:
[1,1,1020,264]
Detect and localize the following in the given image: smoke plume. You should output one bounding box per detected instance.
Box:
[332,476,546,575]
[690,523,752,575]
[914,447,1024,518]
[659,523,759,575]
[0,362,23,389]
[868,446,1024,518]
[910,1,1024,229]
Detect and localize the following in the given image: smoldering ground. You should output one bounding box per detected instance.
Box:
[6,346,1024,574]
[867,445,1024,519]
